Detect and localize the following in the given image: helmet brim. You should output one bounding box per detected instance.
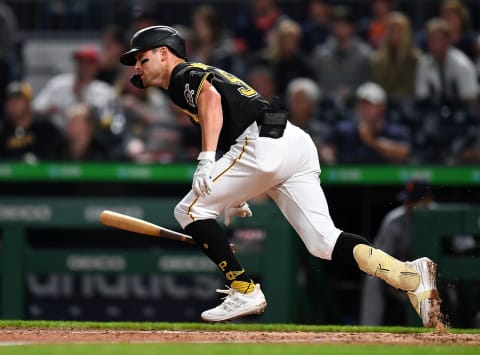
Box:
[120,48,141,66]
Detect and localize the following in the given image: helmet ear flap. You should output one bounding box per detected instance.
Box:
[130,74,146,89]
[162,36,187,60]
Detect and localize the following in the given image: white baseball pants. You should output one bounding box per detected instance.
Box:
[174,121,343,260]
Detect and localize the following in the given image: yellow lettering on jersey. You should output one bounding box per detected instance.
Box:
[188,63,257,98]
[214,68,257,98]
[188,62,210,70]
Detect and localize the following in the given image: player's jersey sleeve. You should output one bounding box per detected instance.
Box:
[169,63,214,114]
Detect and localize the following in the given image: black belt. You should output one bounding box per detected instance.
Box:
[258,111,288,138]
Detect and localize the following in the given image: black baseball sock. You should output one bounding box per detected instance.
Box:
[185,219,254,293]
[331,232,371,270]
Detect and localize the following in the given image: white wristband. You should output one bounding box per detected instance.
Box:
[197,151,216,161]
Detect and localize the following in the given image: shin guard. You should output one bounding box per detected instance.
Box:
[353,244,420,291]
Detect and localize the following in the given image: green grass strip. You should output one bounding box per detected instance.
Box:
[0,344,478,355]
[0,320,479,334]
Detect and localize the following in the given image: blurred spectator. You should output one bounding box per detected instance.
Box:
[411,106,476,165]
[0,2,21,110]
[415,18,478,104]
[357,0,394,49]
[128,3,158,33]
[301,0,332,53]
[189,5,236,73]
[96,25,129,87]
[245,65,277,105]
[258,18,316,99]
[411,105,477,165]
[61,103,112,161]
[412,18,478,164]
[416,0,479,62]
[0,81,64,161]
[440,0,479,61]
[477,54,480,82]
[435,94,480,165]
[117,67,180,163]
[320,82,411,164]
[232,0,286,56]
[32,45,119,132]
[360,179,435,325]
[370,12,421,105]
[312,5,372,107]
[286,77,329,154]
[456,127,480,165]
[0,2,17,61]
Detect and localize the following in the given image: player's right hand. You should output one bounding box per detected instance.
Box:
[192,151,216,197]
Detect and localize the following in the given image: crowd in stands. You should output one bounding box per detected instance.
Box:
[1,0,480,165]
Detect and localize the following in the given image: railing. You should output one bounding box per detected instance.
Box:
[1,162,480,185]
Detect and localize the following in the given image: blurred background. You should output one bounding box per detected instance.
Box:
[0,0,479,327]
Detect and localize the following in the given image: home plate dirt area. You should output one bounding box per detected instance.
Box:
[0,328,479,345]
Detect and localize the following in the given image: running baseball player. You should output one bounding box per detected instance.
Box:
[120,25,441,326]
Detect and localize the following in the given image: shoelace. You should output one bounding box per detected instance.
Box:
[215,286,245,311]
[216,286,234,296]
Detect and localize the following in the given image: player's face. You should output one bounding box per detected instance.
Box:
[134,50,154,85]
[134,48,166,87]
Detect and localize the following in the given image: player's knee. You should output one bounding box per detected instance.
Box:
[175,198,221,229]
[304,240,330,260]
[174,202,190,229]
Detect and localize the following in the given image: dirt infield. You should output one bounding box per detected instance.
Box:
[1,328,479,345]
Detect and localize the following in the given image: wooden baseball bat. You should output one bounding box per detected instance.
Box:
[100,210,236,252]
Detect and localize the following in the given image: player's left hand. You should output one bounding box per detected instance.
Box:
[224,202,252,226]
[192,151,216,197]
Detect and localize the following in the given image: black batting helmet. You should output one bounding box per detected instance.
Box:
[120,25,186,66]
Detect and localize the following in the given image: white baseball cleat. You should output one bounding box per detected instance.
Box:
[201,283,267,322]
[405,257,442,327]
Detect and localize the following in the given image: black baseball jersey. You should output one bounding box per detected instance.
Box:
[167,62,271,152]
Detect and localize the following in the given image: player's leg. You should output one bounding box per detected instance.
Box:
[341,236,441,327]
[268,126,441,326]
[174,132,272,321]
[269,176,441,326]
[183,218,267,322]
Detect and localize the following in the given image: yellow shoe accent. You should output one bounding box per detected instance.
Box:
[230,280,255,294]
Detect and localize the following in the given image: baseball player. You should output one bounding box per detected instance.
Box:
[120,25,441,326]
